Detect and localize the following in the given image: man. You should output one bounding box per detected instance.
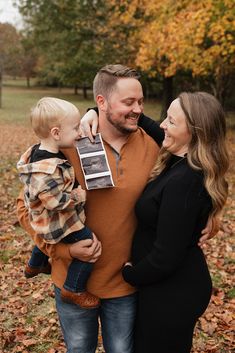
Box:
[17,64,159,353]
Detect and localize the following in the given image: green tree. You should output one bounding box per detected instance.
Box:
[17,0,141,97]
[20,35,38,87]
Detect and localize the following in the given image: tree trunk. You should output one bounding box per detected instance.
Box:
[83,85,88,99]
[160,76,174,120]
[214,74,230,108]
[74,84,78,95]
[26,76,30,88]
[0,68,2,109]
[144,82,149,100]
[210,65,231,108]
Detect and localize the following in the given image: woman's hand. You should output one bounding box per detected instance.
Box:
[69,233,102,263]
[79,109,99,142]
[198,214,221,246]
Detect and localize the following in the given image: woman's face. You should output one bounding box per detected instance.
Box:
[160,99,192,156]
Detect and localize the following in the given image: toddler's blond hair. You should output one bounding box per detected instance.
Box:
[30,97,79,139]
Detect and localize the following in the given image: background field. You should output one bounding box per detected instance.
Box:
[0,83,234,353]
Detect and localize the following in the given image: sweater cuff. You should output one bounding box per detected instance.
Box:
[49,242,73,261]
[122,258,160,286]
[122,265,137,286]
[87,107,99,115]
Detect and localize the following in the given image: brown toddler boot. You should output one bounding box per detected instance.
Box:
[24,262,51,278]
[61,288,100,309]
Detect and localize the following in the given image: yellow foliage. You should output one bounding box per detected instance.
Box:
[134,0,235,78]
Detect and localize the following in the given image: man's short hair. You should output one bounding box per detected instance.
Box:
[30,97,79,139]
[93,64,141,101]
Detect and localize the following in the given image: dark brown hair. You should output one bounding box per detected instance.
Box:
[93,64,140,101]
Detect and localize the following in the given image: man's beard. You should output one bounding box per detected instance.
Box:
[106,110,139,135]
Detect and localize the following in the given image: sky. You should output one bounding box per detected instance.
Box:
[0,0,23,28]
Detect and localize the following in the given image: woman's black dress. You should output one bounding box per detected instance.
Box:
[122,116,213,353]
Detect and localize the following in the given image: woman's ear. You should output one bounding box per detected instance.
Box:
[50,126,60,140]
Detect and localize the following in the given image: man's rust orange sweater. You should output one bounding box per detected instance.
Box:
[17,128,159,298]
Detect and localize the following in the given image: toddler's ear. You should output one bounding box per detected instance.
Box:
[50,126,60,140]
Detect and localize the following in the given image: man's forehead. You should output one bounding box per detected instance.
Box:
[114,77,143,97]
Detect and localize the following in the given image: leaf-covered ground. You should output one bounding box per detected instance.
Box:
[0,123,234,353]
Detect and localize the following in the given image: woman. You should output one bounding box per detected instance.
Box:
[122,92,229,353]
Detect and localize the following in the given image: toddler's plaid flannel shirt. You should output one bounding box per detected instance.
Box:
[17,145,87,244]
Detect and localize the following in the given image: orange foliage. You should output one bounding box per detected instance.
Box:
[134,0,235,78]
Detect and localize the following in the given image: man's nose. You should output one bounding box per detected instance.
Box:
[132,102,142,114]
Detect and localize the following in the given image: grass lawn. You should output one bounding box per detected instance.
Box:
[0,79,162,126]
[0,83,234,353]
[1,78,234,127]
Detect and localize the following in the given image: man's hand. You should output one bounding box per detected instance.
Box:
[69,233,101,263]
[79,109,99,142]
[198,215,221,246]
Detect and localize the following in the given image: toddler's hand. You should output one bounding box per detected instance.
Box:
[71,186,86,203]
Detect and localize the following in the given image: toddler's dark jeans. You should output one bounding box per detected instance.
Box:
[28,227,93,292]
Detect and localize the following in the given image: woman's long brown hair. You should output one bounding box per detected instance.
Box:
[150,92,229,216]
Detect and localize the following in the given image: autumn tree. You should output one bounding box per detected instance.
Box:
[136,0,235,113]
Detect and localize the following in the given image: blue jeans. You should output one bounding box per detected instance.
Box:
[29,245,49,267]
[55,286,137,353]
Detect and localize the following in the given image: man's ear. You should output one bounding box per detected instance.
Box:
[50,126,60,140]
[96,95,107,112]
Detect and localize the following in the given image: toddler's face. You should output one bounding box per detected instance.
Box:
[58,112,81,148]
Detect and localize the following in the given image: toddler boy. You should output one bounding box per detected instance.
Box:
[17,97,100,309]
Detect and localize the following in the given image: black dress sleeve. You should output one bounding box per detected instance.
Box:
[122,174,207,286]
[138,113,164,146]
[87,107,99,114]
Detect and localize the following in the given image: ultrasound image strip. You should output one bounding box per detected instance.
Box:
[75,133,115,190]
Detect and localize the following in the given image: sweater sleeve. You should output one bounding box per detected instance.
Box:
[138,113,164,146]
[122,175,205,286]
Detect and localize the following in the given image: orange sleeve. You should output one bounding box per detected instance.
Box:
[16,189,72,261]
